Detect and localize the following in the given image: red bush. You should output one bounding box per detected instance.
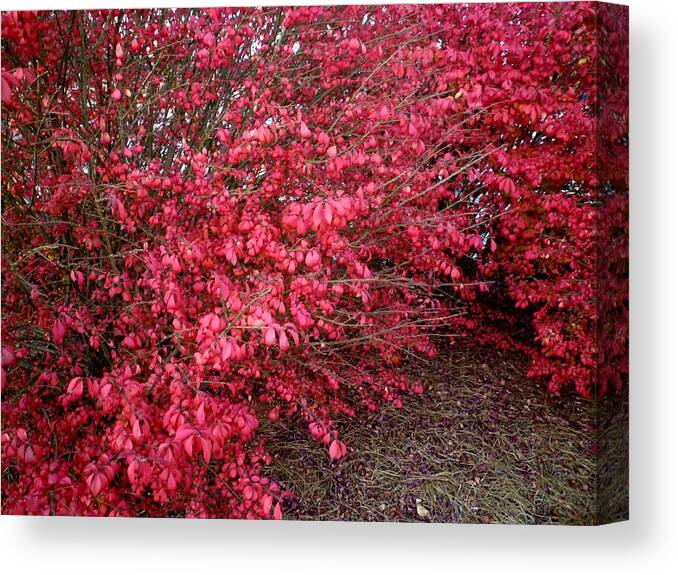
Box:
[1,3,627,517]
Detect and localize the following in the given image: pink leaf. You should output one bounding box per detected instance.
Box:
[132,419,142,440]
[183,435,194,457]
[90,474,102,496]
[196,402,206,425]
[278,330,290,352]
[127,460,138,484]
[1,76,12,104]
[175,425,194,442]
[323,202,333,225]
[329,439,346,461]
[52,320,66,345]
[2,346,16,367]
[264,327,276,347]
[200,437,212,464]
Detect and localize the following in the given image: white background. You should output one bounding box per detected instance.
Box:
[1,0,676,573]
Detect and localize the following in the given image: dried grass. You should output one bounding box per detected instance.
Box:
[261,345,627,524]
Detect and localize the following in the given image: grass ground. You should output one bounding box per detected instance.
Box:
[262,345,627,524]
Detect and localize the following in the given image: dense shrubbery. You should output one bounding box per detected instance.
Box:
[1,3,627,517]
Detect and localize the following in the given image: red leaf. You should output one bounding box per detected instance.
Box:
[262,493,273,515]
[183,436,194,457]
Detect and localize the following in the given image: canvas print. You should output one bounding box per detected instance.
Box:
[0,2,628,523]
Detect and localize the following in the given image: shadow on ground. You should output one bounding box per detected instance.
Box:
[262,345,628,524]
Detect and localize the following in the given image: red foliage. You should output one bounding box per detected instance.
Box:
[1,3,627,517]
